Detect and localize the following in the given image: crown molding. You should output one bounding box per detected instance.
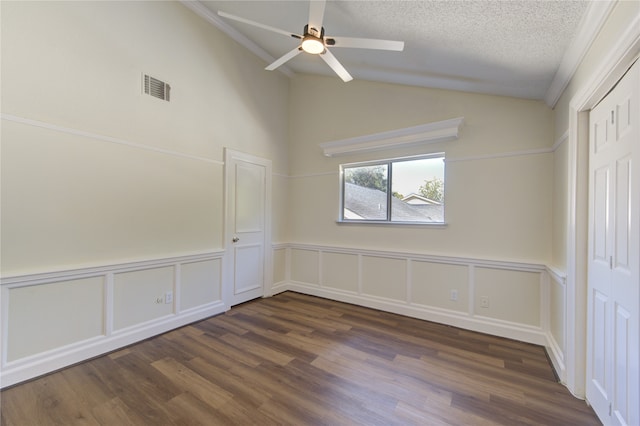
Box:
[544,1,617,108]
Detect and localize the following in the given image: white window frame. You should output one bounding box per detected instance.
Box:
[338,153,446,226]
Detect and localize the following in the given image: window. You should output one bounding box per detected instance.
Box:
[340,154,445,224]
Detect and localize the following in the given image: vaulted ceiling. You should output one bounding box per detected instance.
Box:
[182,1,613,106]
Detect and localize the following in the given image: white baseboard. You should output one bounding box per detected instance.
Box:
[545,330,567,384]
[270,281,290,296]
[278,280,547,346]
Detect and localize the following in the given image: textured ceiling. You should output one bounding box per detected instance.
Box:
[191,0,596,103]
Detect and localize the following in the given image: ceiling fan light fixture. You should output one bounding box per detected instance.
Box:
[301,35,325,54]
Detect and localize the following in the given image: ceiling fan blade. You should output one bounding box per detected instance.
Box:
[320,49,353,82]
[307,0,326,36]
[266,47,303,71]
[327,36,405,51]
[218,11,301,39]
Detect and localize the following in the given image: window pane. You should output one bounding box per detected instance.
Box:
[391,157,444,222]
[343,164,388,220]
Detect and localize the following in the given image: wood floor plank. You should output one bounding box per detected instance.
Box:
[239,305,316,333]
[151,357,233,408]
[90,397,137,426]
[86,355,184,425]
[185,356,272,408]
[219,332,295,366]
[1,292,600,425]
[189,331,264,368]
[197,314,249,336]
[11,372,101,426]
[166,392,235,425]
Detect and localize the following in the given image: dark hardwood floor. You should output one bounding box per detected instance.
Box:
[1,291,600,425]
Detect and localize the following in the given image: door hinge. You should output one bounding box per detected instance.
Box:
[609,256,613,269]
[609,403,612,416]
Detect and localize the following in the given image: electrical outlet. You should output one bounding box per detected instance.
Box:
[165,291,173,304]
[480,296,490,308]
[450,289,458,301]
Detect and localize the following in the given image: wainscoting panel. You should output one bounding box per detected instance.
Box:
[290,248,319,284]
[547,268,567,383]
[113,267,175,331]
[361,255,407,302]
[272,247,287,288]
[0,252,225,388]
[6,276,104,362]
[411,260,469,312]
[474,267,541,326]
[550,272,566,351]
[180,259,221,311]
[321,251,359,293]
[276,243,550,347]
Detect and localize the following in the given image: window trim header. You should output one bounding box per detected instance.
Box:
[320,117,463,157]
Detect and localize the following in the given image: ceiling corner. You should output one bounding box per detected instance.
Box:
[544,0,617,108]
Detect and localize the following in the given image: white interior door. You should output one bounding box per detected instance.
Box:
[587,61,639,426]
[224,149,272,307]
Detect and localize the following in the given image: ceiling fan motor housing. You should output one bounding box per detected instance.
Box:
[304,24,324,39]
[301,24,325,54]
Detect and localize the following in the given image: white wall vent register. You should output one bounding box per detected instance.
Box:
[143,73,170,101]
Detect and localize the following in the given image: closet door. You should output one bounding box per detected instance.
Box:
[587,61,639,426]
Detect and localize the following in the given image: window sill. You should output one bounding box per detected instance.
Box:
[336,220,448,228]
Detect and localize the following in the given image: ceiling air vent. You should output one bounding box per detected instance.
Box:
[143,74,170,101]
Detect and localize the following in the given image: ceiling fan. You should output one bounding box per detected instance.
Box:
[218,0,405,82]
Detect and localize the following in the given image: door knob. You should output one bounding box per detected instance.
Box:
[232,237,240,243]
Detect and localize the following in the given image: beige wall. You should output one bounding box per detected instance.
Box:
[551,139,569,270]
[288,76,554,264]
[0,1,288,386]
[1,1,290,276]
